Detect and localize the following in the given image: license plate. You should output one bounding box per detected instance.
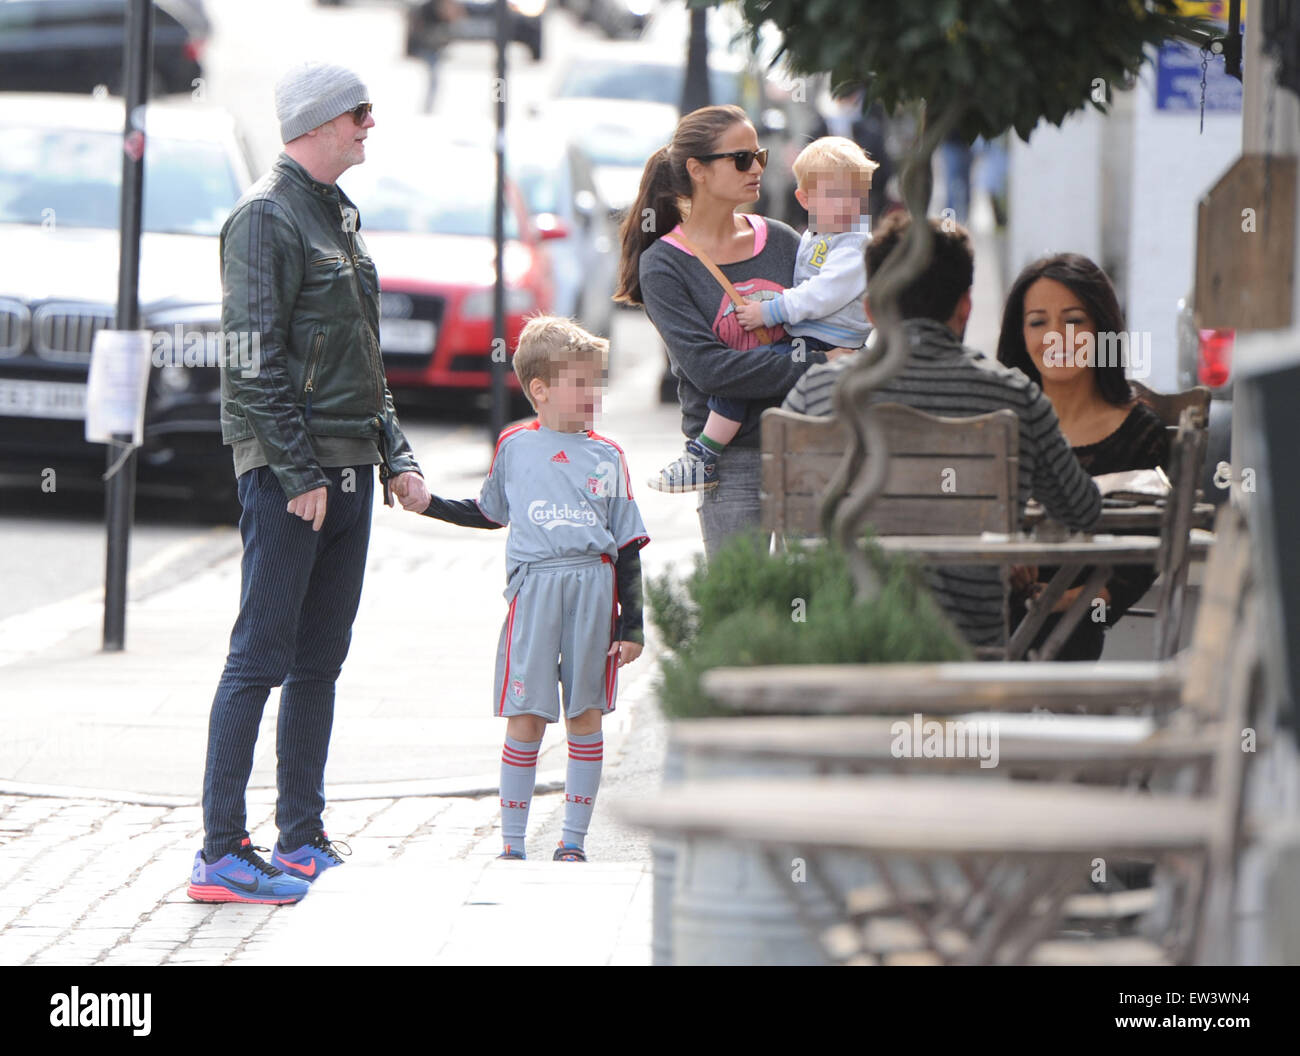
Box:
[381,318,436,354]
[0,379,87,419]
[449,16,496,38]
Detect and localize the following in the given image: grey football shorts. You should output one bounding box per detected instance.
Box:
[493,553,619,722]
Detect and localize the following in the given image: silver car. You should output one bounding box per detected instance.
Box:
[508,122,618,337]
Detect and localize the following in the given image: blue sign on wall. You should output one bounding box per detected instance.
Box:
[1155,40,1243,112]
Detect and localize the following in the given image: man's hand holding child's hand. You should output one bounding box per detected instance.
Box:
[390,472,431,512]
[734,299,766,332]
[608,640,642,667]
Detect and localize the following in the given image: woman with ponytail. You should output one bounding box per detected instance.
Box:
[616,104,829,558]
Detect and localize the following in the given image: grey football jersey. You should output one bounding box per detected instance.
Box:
[476,422,649,576]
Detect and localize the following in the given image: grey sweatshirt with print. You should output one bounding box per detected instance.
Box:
[638,217,825,446]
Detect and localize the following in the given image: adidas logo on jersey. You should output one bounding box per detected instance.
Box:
[551,451,569,463]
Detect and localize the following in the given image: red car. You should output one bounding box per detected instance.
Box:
[341,129,555,417]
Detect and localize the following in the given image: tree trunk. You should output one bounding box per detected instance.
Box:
[819,98,969,599]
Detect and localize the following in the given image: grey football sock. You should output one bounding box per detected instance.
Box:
[561,732,604,850]
[500,736,540,856]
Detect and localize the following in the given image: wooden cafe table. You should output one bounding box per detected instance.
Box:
[875,529,1216,661]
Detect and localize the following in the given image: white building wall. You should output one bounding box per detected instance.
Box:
[1126,64,1242,392]
[1007,108,1104,280]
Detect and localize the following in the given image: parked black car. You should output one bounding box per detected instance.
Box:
[0,94,254,515]
[0,0,208,97]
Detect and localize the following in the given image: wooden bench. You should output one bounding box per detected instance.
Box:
[701,659,1185,716]
[674,502,1248,853]
[700,500,1240,724]
[670,715,1214,785]
[623,506,1260,964]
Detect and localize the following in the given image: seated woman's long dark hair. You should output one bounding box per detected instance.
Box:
[613,104,750,308]
[996,253,1134,407]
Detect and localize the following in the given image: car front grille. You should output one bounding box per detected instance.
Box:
[32,304,116,364]
[0,299,31,358]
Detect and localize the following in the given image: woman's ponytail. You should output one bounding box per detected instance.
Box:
[614,147,685,307]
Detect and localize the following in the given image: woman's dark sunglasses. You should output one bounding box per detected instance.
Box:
[349,102,373,124]
[693,147,769,172]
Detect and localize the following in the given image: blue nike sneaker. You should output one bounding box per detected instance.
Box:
[187,838,310,904]
[271,831,351,884]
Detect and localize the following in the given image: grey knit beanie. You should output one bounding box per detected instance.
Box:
[275,62,369,144]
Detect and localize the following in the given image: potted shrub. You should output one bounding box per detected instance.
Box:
[645,531,969,964]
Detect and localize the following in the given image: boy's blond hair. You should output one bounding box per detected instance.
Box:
[512,315,608,407]
[792,136,878,195]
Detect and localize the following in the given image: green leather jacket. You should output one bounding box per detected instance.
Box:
[219,153,420,499]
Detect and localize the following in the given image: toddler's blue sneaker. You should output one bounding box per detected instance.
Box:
[271,831,351,883]
[649,439,719,493]
[187,838,309,904]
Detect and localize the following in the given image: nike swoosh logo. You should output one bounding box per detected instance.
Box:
[279,857,317,877]
[220,872,263,894]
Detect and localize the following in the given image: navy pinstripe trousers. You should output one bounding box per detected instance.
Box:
[201,464,373,859]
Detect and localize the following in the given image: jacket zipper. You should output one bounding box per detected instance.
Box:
[339,202,386,413]
[304,332,324,420]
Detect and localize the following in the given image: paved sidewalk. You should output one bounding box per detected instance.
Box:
[0,509,670,967]
[0,773,655,966]
[0,332,696,967]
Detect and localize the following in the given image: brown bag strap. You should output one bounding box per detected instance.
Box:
[672,227,773,345]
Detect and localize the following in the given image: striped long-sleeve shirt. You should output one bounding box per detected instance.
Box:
[782,318,1102,648]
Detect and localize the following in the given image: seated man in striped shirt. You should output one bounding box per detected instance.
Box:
[782,212,1102,651]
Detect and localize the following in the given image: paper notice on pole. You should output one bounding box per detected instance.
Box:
[85,329,151,445]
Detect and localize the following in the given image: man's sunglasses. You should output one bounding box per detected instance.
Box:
[349,102,373,124]
[693,147,769,172]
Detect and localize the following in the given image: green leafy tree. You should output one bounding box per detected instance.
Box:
[718,0,1212,144]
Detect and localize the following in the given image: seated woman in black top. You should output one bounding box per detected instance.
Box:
[997,253,1171,661]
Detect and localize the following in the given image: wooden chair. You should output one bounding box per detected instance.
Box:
[759,404,1020,542]
[624,506,1261,964]
[1148,408,1210,658]
[1131,380,1211,429]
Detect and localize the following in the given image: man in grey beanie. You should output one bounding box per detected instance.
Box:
[188,62,430,905]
